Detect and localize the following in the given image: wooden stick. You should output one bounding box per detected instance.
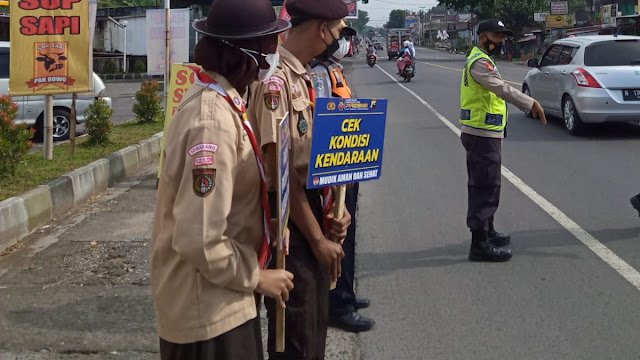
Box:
[276,246,286,352]
[330,184,347,290]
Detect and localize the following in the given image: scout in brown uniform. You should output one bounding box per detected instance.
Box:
[150,1,293,359]
[247,0,352,358]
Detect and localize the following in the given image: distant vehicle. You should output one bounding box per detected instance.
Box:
[374,42,384,51]
[386,28,411,60]
[523,35,640,135]
[0,41,113,141]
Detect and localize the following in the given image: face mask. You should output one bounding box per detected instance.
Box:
[483,39,503,56]
[222,39,280,82]
[333,38,350,60]
[238,48,280,82]
[318,28,339,61]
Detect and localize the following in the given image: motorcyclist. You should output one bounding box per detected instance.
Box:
[398,40,415,58]
[397,41,415,76]
[396,41,416,76]
[366,43,377,56]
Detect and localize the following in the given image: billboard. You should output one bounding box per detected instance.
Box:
[345,0,357,19]
[146,8,190,76]
[10,0,92,95]
[550,1,569,15]
[546,14,575,28]
[601,4,618,28]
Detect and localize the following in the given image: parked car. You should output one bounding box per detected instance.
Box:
[523,35,640,135]
[0,41,113,141]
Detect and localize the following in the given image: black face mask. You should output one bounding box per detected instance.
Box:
[483,39,503,56]
[318,30,339,61]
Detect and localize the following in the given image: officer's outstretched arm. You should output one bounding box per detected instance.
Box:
[470,59,533,112]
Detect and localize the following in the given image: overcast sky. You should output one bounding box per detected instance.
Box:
[358,0,441,28]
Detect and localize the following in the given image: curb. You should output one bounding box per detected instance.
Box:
[0,132,163,253]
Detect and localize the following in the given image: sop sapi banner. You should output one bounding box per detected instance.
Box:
[10,0,91,96]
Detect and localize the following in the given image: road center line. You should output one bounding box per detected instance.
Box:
[375,64,640,292]
[417,61,523,86]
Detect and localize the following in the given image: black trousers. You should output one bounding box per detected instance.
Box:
[329,183,358,316]
[461,133,502,232]
[159,317,263,360]
[266,189,329,360]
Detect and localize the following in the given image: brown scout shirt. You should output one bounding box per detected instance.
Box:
[248,45,315,190]
[151,72,263,344]
[462,57,535,139]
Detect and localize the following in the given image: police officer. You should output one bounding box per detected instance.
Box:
[151,0,294,359]
[460,19,547,262]
[309,25,375,334]
[247,0,352,358]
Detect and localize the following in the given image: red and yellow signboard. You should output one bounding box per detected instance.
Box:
[10,0,91,95]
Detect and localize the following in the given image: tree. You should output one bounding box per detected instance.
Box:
[351,9,370,33]
[385,9,408,29]
[426,4,448,15]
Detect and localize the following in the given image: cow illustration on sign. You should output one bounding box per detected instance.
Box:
[27,42,75,91]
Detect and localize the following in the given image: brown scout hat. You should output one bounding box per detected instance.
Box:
[193,0,291,39]
[286,0,349,21]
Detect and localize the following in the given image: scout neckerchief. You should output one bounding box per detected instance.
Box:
[304,73,333,237]
[189,66,272,269]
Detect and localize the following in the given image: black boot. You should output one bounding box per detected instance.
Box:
[488,222,511,247]
[488,230,511,247]
[329,312,375,333]
[631,194,640,217]
[469,230,512,262]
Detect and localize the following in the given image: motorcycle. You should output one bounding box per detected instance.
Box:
[397,54,415,82]
[367,54,377,67]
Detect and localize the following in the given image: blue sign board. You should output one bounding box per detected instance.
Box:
[307,98,388,189]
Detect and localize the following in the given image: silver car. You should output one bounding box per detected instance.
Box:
[0,41,113,141]
[523,35,640,135]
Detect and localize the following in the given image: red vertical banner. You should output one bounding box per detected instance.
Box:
[278,0,291,44]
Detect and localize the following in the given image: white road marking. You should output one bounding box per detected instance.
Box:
[375,64,640,291]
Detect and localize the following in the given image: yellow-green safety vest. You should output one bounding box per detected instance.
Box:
[459,47,507,133]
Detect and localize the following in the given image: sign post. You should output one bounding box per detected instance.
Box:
[550,1,569,15]
[10,0,92,160]
[276,113,291,353]
[307,98,388,287]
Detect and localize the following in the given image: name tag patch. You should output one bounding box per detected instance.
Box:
[485,113,504,126]
[194,156,214,166]
[189,143,218,157]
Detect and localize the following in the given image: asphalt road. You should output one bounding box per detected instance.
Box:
[346,47,640,359]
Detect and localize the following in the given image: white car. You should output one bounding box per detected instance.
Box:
[0,41,113,141]
[523,35,640,135]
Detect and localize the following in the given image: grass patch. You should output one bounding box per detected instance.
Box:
[0,120,163,201]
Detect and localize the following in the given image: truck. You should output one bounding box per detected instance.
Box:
[386,28,412,60]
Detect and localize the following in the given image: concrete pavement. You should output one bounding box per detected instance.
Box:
[0,160,358,359]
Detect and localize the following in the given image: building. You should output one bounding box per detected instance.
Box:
[94,5,202,74]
